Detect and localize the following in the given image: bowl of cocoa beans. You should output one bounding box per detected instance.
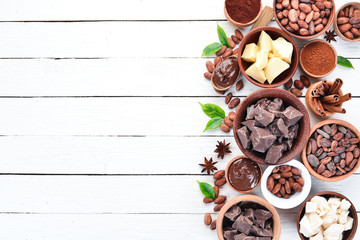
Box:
[301,119,360,182]
[274,0,335,39]
[334,2,360,42]
[261,160,312,209]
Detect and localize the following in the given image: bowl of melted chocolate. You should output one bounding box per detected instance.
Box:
[225,156,262,193]
[211,56,240,91]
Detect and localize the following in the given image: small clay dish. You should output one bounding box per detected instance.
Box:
[261,160,312,209]
[305,81,344,118]
[297,191,358,240]
[211,56,241,91]
[273,0,335,40]
[238,26,299,88]
[217,194,281,240]
[300,40,337,78]
[225,155,262,193]
[234,88,310,165]
[301,119,360,182]
[224,0,262,28]
[334,2,360,42]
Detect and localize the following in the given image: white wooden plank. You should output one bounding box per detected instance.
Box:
[0,175,359,213]
[1,212,358,240]
[0,97,358,136]
[0,0,351,21]
[0,21,358,58]
[0,58,358,97]
[0,136,359,175]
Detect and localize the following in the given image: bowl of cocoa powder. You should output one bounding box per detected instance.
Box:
[224,0,262,28]
[273,0,335,39]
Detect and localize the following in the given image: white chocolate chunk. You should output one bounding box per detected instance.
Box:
[245,63,267,83]
[255,48,269,70]
[242,43,259,62]
[257,31,273,51]
[271,37,293,64]
[264,58,289,83]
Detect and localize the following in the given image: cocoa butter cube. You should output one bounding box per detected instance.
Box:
[266,98,283,112]
[282,106,303,126]
[242,120,257,131]
[265,144,285,164]
[225,205,242,221]
[232,215,253,235]
[237,126,251,149]
[268,118,288,136]
[224,229,238,240]
[250,127,276,153]
[234,233,256,240]
[254,209,273,229]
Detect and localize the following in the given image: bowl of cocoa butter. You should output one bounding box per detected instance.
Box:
[224,0,262,28]
[334,2,360,42]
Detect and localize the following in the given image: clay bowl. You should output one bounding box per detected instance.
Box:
[301,119,360,182]
[334,2,360,42]
[297,191,358,240]
[211,56,241,91]
[305,81,343,118]
[225,155,263,193]
[300,40,337,78]
[224,1,262,28]
[217,194,281,240]
[238,26,299,88]
[234,88,310,165]
[273,0,335,40]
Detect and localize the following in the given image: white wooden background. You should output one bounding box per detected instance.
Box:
[0,0,359,239]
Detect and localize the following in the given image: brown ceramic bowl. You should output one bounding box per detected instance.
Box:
[297,191,358,240]
[224,1,262,28]
[334,2,360,42]
[217,195,281,240]
[305,81,344,118]
[300,40,337,78]
[301,119,360,182]
[234,88,310,165]
[225,156,263,193]
[273,0,335,40]
[238,26,299,88]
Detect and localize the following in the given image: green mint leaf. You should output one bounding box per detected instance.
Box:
[217,22,229,47]
[201,42,222,57]
[199,102,225,118]
[204,117,223,132]
[337,56,354,69]
[197,180,216,199]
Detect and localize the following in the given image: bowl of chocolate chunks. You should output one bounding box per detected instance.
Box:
[234,88,310,165]
[217,194,281,240]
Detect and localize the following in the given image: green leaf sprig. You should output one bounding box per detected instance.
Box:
[197,180,216,199]
[201,23,229,57]
[337,56,354,69]
[199,102,226,132]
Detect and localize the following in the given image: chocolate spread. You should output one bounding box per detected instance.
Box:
[228,158,261,191]
[212,57,239,89]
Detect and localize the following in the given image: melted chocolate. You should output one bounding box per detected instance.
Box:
[212,57,239,89]
[228,158,261,191]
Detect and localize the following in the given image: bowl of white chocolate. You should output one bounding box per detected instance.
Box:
[237,26,299,88]
[297,191,357,240]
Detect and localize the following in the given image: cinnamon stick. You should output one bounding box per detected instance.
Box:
[313,98,326,117]
[321,94,340,104]
[311,89,321,98]
[339,93,352,104]
[328,78,343,95]
[322,80,330,93]
[317,84,325,96]
[322,103,346,114]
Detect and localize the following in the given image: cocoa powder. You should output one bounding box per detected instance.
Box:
[225,0,261,23]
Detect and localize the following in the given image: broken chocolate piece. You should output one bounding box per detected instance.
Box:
[255,98,271,108]
[254,209,273,229]
[250,225,273,237]
[243,208,255,222]
[246,105,255,120]
[225,205,242,221]
[232,215,253,235]
[242,120,257,131]
[268,118,288,136]
[253,108,275,127]
[266,98,283,112]
[287,123,299,139]
[265,144,285,164]
[224,229,238,240]
[237,126,251,149]
[282,106,304,126]
[234,234,256,240]
[250,127,276,153]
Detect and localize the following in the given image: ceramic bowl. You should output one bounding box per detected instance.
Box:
[224,1,262,28]
[217,194,281,240]
[301,119,360,182]
[225,156,263,193]
[233,88,311,165]
[305,81,344,118]
[237,26,299,88]
[334,2,360,42]
[297,191,358,240]
[261,160,312,209]
[300,40,337,78]
[273,0,335,40]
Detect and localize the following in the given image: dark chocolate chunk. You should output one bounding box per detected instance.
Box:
[243,208,255,222]
[282,106,304,126]
[232,215,253,235]
[255,98,271,108]
[224,229,238,240]
[225,205,242,221]
[234,234,256,240]
[266,98,283,112]
[268,118,288,136]
[246,105,256,120]
[287,124,299,139]
[253,108,275,127]
[254,209,273,229]
[237,126,251,149]
[265,144,285,164]
[255,237,272,240]
[250,127,276,153]
[250,225,273,237]
[242,120,257,131]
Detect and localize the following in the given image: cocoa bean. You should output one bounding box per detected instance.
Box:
[236,80,244,91]
[315,148,323,157]
[350,6,355,18]
[339,23,352,33]
[320,10,326,18]
[349,159,358,170]
[233,48,239,56]
[285,25,295,33]
[225,93,233,104]
[333,132,344,141]
[277,12,284,19]
[206,61,215,73]
[338,126,347,134]
[282,0,290,8]
[281,171,293,178]
[296,177,304,186]
[322,170,335,178]
[310,139,317,154]
[213,186,219,198]
[346,145,356,152]
[271,183,282,194]
[308,154,320,167]
[307,141,312,155]
[222,48,233,58]
[351,28,360,37]
[338,17,349,25]
[315,2,324,10]
[305,11,314,23]
[320,156,332,165]
[231,35,240,44]
[299,28,310,35]
[219,123,230,133]
[204,213,212,226]
[299,3,312,13]
[339,10,345,18]
[224,117,233,128]
[214,178,226,187]
[280,186,286,197]
[291,167,301,175]
[315,24,324,32]
[289,177,295,188]
[317,164,326,174]
[294,80,304,90]
[214,204,224,212]
[285,180,291,194]
[313,11,320,20]
[214,195,226,204]
[272,173,281,179]
[204,72,212,80]
[284,78,293,89]
[314,18,322,25]
[276,3,283,10]
[298,20,309,29]
[317,129,330,139]
[299,11,306,20]
[235,29,243,41]
[320,138,331,147]
[290,88,302,97]
[210,220,216,230]
[214,57,222,67]
[344,31,355,39]
[228,112,235,121]
[281,18,289,26]
[350,16,360,24]
[213,170,225,180]
[228,98,240,109]
[354,148,360,158]
[280,165,292,172]
[267,176,275,191]
[203,197,214,203]
[293,182,303,192]
[345,152,354,165]
[289,9,299,22]
[216,46,227,56]
[283,9,289,18]
[289,22,300,31]
[324,1,332,9]
[228,37,235,49]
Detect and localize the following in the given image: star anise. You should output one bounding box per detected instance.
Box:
[324,30,337,43]
[214,140,231,159]
[199,157,218,175]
